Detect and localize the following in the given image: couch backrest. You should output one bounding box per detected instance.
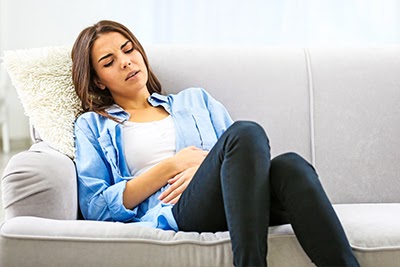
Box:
[146,46,400,204]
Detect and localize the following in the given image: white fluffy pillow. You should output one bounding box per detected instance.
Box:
[2,46,83,158]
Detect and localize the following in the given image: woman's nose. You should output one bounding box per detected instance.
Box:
[122,61,131,69]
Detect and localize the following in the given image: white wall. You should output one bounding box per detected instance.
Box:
[1,0,157,140]
[1,0,400,141]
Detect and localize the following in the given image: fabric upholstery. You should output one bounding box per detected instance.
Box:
[147,46,313,161]
[1,204,400,267]
[1,142,78,220]
[309,47,400,203]
[1,46,400,266]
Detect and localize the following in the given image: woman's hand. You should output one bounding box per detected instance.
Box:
[158,166,199,204]
[171,146,208,174]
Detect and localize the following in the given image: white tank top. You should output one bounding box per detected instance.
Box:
[122,115,176,177]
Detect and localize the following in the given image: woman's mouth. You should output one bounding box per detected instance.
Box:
[125,70,140,81]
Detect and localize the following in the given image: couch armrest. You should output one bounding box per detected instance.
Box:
[1,142,78,220]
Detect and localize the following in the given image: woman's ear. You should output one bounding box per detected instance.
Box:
[94,78,106,90]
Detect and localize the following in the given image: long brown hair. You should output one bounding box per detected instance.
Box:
[71,20,162,119]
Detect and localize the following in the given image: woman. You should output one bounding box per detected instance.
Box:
[72,20,360,267]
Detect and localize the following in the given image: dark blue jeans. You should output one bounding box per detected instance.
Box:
[172,121,360,267]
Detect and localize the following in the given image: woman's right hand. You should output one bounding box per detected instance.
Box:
[122,146,207,210]
[171,146,208,173]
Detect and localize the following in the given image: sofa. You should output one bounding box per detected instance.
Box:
[1,45,400,267]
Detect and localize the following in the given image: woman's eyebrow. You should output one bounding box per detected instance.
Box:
[120,40,130,49]
[98,40,131,63]
[98,53,112,63]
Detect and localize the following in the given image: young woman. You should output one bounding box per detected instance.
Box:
[72,20,360,267]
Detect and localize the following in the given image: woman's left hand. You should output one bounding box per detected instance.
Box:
[158,166,199,204]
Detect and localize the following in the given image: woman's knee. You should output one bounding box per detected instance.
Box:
[273,152,311,167]
[270,152,318,186]
[228,121,269,145]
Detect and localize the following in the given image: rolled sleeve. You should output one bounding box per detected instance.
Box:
[102,180,138,222]
[75,115,137,222]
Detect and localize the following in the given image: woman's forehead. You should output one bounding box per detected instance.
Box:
[92,32,131,58]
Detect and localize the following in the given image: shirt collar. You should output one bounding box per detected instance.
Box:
[148,93,171,113]
[148,93,168,104]
[104,93,170,120]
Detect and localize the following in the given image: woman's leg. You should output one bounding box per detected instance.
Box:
[172,121,360,267]
[269,152,360,267]
[172,121,272,266]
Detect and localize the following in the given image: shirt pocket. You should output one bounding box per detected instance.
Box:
[191,109,218,150]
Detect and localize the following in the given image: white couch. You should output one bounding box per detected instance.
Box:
[1,46,400,266]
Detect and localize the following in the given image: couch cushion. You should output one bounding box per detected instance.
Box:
[0,216,312,267]
[1,204,399,267]
[147,46,313,160]
[336,203,400,249]
[309,47,400,203]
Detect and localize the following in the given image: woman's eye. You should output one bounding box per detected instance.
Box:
[104,61,113,67]
[125,48,134,54]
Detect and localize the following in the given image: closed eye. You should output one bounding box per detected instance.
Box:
[124,48,134,54]
[104,60,113,67]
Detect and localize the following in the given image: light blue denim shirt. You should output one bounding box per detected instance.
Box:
[74,88,233,231]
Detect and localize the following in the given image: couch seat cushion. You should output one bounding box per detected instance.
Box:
[1,203,400,267]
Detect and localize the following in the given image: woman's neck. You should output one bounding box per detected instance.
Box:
[114,90,151,111]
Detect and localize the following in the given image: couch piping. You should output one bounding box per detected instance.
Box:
[304,48,316,166]
[3,231,400,253]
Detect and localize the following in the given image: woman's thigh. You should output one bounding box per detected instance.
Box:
[172,155,291,232]
[172,121,294,232]
[172,136,290,232]
[172,137,228,232]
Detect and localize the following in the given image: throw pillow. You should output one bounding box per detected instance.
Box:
[2,46,82,158]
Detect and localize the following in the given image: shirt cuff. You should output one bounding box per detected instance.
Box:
[103,180,138,222]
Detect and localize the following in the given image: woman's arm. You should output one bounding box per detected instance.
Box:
[75,120,135,222]
[75,116,208,221]
[76,109,210,222]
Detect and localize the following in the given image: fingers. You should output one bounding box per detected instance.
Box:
[168,195,181,204]
[159,164,200,204]
[161,182,185,203]
[158,174,184,201]
[167,173,182,184]
[162,190,181,204]
[159,175,189,203]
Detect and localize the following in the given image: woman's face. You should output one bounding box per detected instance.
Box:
[91,31,149,100]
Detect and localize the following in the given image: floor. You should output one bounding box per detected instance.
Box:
[0,140,31,221]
